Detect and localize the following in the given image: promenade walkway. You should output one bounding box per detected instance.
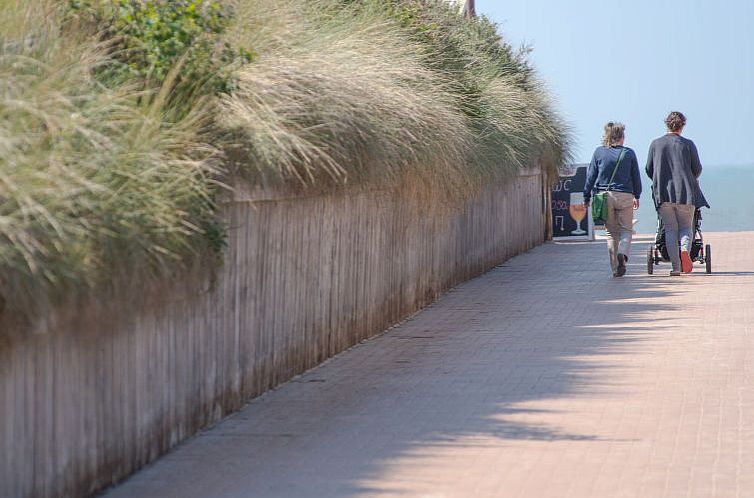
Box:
[105,232,754,498]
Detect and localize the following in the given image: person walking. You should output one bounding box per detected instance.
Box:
[645,111,709,276]
[584,122,642,277]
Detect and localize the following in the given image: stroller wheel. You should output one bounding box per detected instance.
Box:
[647,246,654,275]
[705,244,712,274]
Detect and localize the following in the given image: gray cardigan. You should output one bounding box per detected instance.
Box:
[645,134,710,209]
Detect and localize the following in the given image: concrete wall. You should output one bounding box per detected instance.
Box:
[0,170,548,498]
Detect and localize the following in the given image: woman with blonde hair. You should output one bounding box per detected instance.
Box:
[584,122,643,277]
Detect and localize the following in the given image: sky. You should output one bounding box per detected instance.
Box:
[476,0,754,167]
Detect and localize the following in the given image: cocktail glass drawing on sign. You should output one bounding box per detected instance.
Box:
[569,192,587,235]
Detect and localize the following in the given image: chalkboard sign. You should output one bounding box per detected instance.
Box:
[551,164,594,240]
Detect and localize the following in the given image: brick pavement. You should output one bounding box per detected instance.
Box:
[104,232,754,498]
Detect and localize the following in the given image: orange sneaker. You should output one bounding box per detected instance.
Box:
[680,250,693,273]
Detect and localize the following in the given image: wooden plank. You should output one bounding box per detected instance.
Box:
[0,176,547,498]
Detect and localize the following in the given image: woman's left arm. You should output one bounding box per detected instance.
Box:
[630,151,642,197]
[690,142,703,178]
[630,150,642,208]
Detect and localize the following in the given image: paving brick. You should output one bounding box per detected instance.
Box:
[104,232,754,498]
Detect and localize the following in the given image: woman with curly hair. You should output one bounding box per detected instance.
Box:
[646,111,709,276]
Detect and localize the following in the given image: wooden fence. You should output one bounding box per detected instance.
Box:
[0,170,548,498]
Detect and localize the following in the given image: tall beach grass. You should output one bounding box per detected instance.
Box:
[219,0,473,193]
[219,0,572,192]
[0,0,571,321]
[0,0,221,316]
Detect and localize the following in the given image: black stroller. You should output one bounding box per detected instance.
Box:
[646,208,711,274]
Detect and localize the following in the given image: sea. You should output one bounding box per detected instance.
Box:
[633,164,754,234]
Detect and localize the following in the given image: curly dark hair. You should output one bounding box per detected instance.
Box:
[665,111,686,132]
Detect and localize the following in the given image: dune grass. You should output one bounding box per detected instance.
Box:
[0,0,571,320]
[0,0,222,315]
[218,0,572,190]
[218,0,473,192]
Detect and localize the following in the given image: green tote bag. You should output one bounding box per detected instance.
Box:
[591,148,627,224]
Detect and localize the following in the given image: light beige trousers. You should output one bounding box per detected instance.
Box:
[604,191,635,273]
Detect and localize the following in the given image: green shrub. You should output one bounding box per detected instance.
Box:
[66,0,254,110]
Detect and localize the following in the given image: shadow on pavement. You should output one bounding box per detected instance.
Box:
[104,239,687,498]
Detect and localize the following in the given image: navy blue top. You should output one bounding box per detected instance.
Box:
[645,133,709,209]
[583,145,642,202]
